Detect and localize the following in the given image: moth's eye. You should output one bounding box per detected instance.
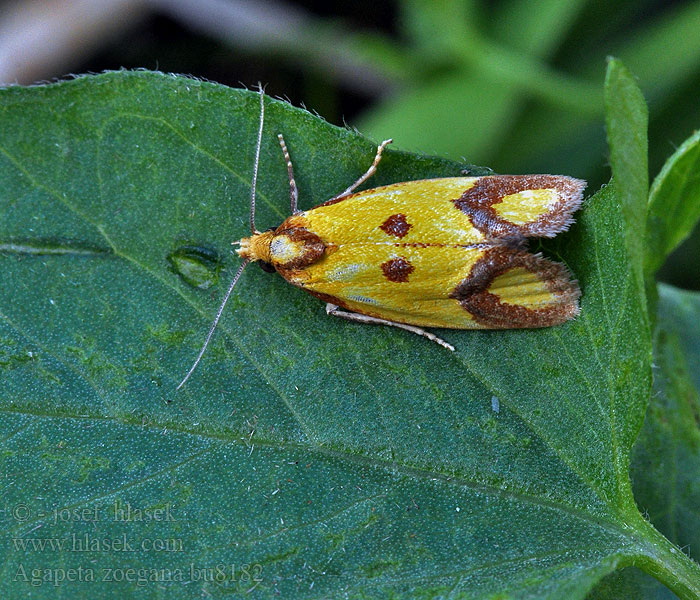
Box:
[259,261,276,273]
[265,227,276,232]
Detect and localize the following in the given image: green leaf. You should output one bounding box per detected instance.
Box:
[491,0,589,58]
[398,0,477,57]
[646,130,700,275]
[499,1,700,180]
[587,566,679,600]
[597,0,700,105]
[1,71,699,598]
[357,73,521,160]
[589,282,700,598]
[633,284,700,550]
[604,58,649,282]
[655,283,700,392]
[360,1,598,163]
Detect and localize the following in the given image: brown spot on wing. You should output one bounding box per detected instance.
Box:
[379,213,412,238]
[381,257,415,283]
[450,247,580,328]
[452,175,585,239]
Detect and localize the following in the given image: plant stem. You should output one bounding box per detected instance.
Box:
[629,512,700,600]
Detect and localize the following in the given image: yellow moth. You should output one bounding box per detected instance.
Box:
[178,89,585,388]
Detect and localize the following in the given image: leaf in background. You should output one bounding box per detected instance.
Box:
[604,58,649,285]
[632,284,700,554]
[357,73,521,159]
[583,1,700,106]
[587,566,679,600]
[497,1,700,190]
[490,0,589,58]
[587,282,700,599]
[357,0,593,163]
[646,130,700,275]
[1,71,699,598]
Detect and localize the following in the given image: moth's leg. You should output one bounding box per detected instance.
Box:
[329,139,393,202]
[325,303,455,351]
[277,133,300,214]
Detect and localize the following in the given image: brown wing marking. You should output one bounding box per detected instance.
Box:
[379,213,412,238]
[450,246,580,328]
[452,175,585,239]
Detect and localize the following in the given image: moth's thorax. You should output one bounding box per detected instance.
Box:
[237,219,326,271]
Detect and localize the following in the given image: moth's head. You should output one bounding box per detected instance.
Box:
[236,229,275,264]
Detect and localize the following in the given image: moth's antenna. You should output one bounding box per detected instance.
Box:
[250,84,265,235]
[177,259,250,390]
[177,85,266,390]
